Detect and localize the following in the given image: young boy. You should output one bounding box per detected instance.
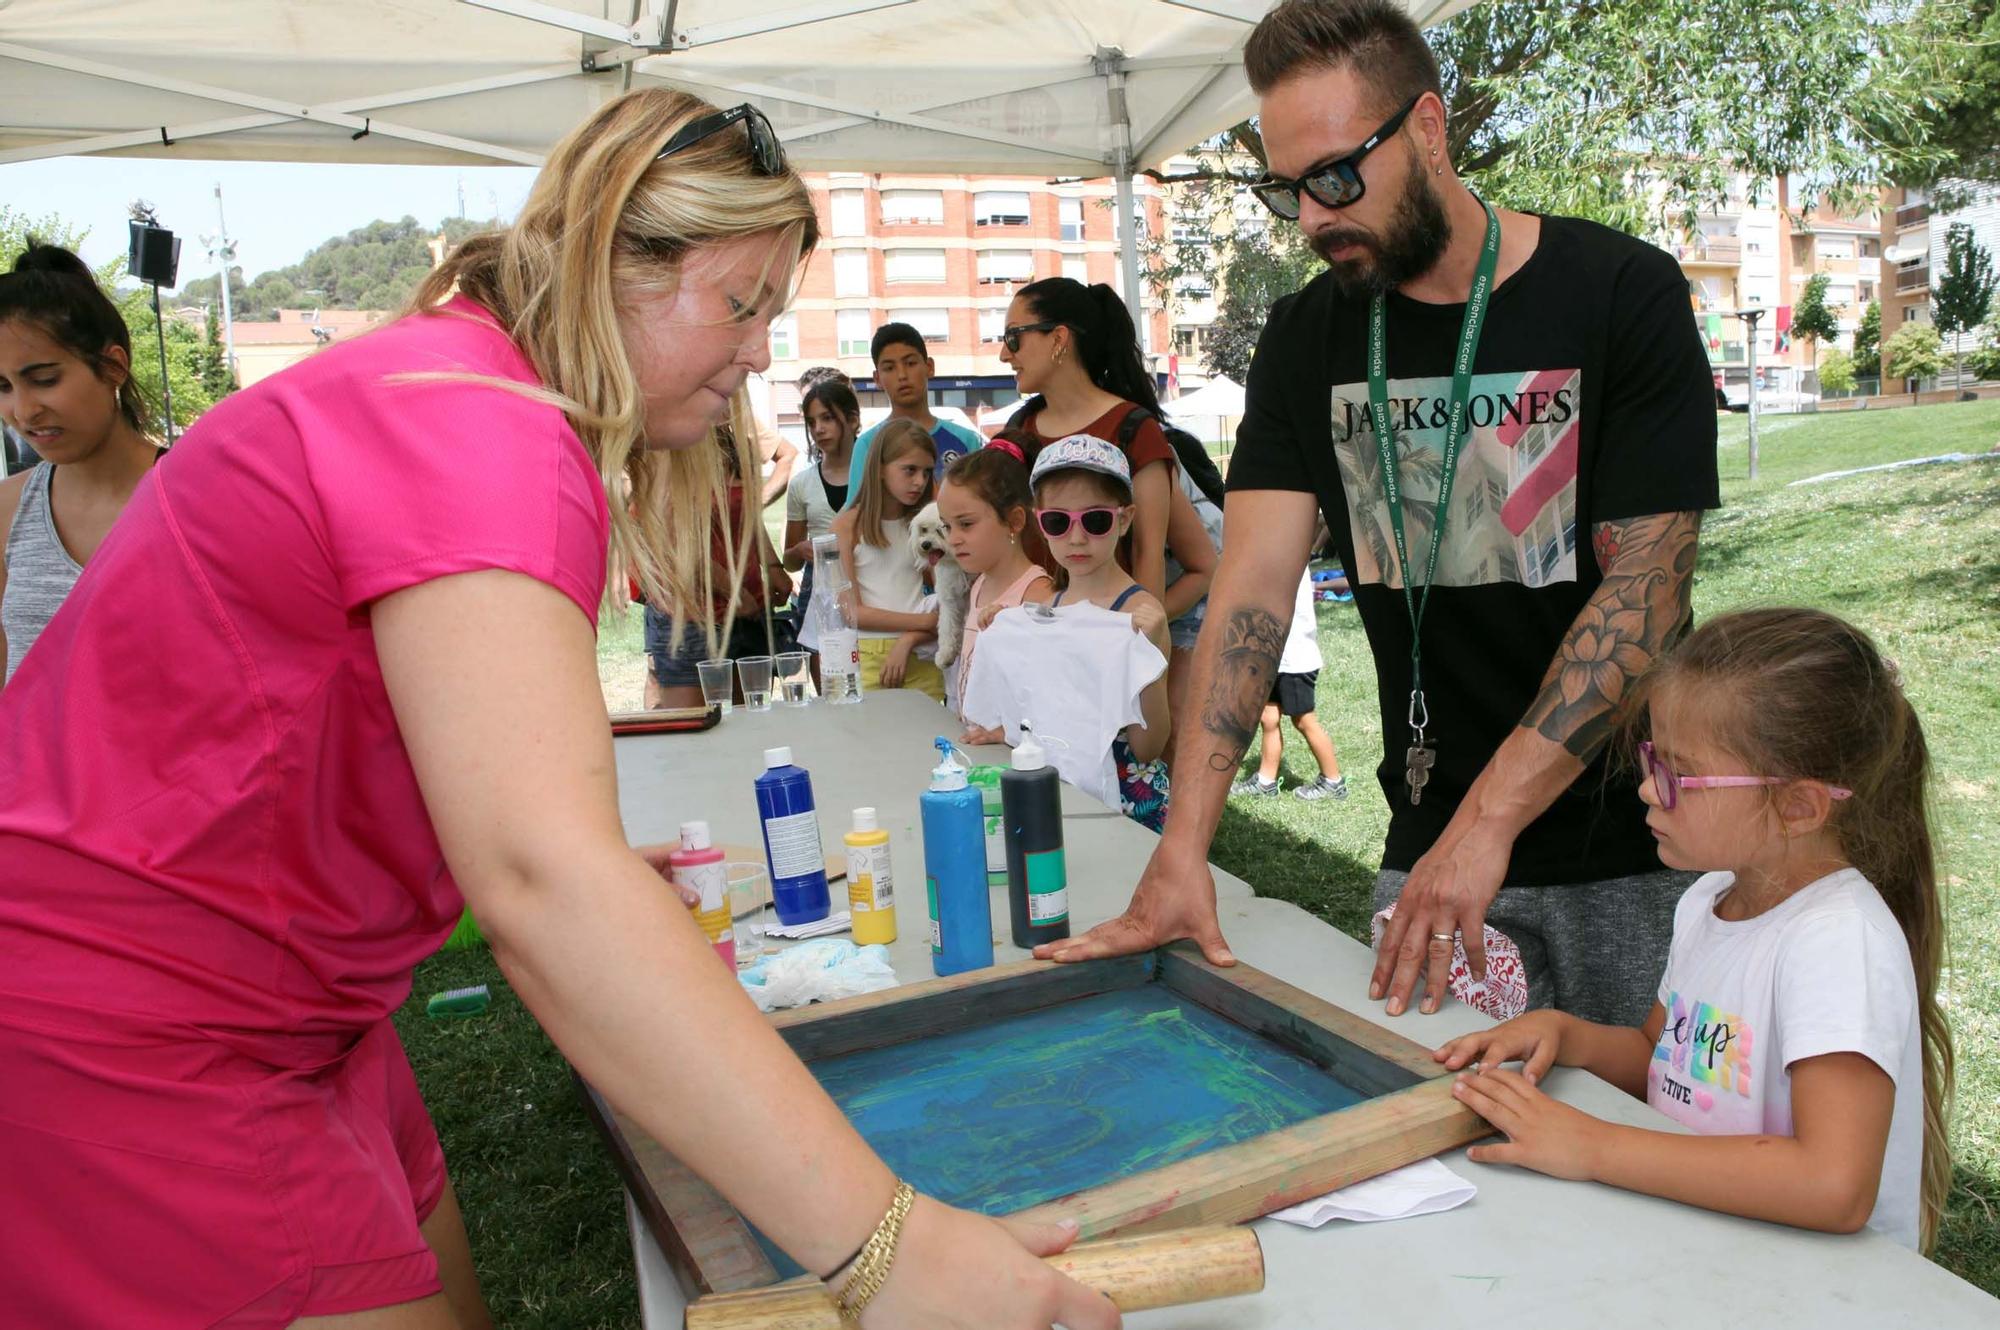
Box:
[843,322,983,504]
[1231,572,1348,802]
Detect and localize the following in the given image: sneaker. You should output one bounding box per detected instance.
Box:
[1295,775,1349,802]
[1230,775,1280,798]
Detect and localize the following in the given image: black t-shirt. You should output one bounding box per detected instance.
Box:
[1228,215,1719,886]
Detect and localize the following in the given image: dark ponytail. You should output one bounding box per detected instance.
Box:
[0,242,151,434]
[1017,276,1163,417]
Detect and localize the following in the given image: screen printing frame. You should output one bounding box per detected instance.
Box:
[577,944,1489,1301]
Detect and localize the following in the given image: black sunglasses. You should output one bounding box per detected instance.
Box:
[1002,320,1060,354]
[1251,94,1421,220]
[1036,506,1121,538]
[656,103,786,175]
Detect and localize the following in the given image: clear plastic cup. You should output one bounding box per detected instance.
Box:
[696,658,735,715]
[776,651,812,707]
[737,655,774,712]
[726,861,770,967]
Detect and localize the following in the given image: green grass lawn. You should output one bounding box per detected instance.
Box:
[401,400,2000,1323]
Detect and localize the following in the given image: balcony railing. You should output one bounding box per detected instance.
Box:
[1896,203,1931,230]
[1896,263,1931,293]
[1675,236,1743,264]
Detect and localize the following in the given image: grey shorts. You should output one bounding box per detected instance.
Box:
[1373,866,1696,1026]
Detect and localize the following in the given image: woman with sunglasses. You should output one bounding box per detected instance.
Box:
[996,278,1214,624]
[0,91,1115,1330]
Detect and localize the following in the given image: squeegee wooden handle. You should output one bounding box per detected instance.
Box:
[683,1224,1264,1329]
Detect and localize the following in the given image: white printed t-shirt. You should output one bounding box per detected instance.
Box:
[1649,868,1923,1248]
[960,601,1166,810]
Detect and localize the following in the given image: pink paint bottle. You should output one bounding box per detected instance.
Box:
[669,820,734,968]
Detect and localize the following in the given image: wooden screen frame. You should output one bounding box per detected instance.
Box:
[578,944,1488,1301]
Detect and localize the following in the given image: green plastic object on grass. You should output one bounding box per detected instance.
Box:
[441,908,485,951]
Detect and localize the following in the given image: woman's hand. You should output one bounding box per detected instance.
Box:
[1452,1067,1608,1183]
[962,723,1006,747]
[1434,1009,1570,1084]
[632,843,700,907]
[860,1198,1120,1330]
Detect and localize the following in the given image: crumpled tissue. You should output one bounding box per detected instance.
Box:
[738,938,897,1012]
[1267,1158,1476,1228]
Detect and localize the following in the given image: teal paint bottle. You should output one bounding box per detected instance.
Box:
[920,737,992,976]
[1001,721,1068,949]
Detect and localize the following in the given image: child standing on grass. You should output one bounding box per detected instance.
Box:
[831,417,945,702]
[937,448,1053,745]
[1230,571,1347,803]
[963,436,1172,830]
[1435,608,1953,1252]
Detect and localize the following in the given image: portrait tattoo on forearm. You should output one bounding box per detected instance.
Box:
[1202,608,1286,772]
[1524,510,1701,761]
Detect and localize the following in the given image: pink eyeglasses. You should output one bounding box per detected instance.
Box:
[1638,741,1853,811]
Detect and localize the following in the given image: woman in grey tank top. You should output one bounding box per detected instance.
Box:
[0,242,163,686]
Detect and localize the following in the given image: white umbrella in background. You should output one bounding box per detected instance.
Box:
[1163,373,1244,448]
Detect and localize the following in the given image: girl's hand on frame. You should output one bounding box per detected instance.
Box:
[1452,1067,1607,1182]
[1434,1009,1569,1083]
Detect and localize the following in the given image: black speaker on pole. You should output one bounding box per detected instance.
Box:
[127,221,182,287]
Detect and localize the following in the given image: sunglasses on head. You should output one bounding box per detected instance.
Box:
[656,103,786,175]
[1251,94,1421,221]
[1636,741,1853,812]
[1002,321,1060,354]
[1036,506,1121,538]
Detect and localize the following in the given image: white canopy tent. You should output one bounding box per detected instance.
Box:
[0,0,1478,328]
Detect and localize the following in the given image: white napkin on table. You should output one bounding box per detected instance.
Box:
[761,910,852,940]
[1267,1158,1476,1228]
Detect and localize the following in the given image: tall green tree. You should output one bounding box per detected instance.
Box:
[1851,300,1883,385]
[1201,224,1322,384]
[1790,272,1841,394]
[1912,0,2000,190]
[1816,347,1857,395]
[1933,222,1999,387]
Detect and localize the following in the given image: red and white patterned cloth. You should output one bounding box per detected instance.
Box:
[1369,904,1530,1021]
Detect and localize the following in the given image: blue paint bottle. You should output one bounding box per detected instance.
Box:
[755,746,831,926]
[920,737,993,976]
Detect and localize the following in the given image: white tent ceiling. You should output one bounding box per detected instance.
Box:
[0,1,1478,174]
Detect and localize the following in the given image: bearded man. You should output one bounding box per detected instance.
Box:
[1041,0,1719,1029]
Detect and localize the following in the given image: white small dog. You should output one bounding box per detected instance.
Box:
[908,501,972,667]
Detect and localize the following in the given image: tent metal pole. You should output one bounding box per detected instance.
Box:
[1097,49,1146,337]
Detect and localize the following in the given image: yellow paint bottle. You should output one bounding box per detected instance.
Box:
[845,807,897,945]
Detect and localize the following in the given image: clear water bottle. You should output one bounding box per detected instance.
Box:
[810,533,863,705]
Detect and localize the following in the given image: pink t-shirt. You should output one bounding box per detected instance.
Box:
[0,297,609,1060]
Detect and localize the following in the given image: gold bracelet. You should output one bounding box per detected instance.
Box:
[833,1180,915,1323]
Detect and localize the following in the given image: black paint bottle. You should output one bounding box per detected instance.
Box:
[1001,722,1069,949]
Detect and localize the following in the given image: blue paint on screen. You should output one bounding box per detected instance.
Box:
[809,986,1368,1215]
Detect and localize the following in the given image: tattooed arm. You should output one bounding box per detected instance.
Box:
[1036,489,1321,966]
[1371,510,1703,1016]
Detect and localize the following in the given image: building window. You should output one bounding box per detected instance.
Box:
[837,309,872,357]
[1818,236,1855,260]
[769,315,796,361]
[973,191,1031,226]
[1859,279,1875,302]
[895,307,951,342]
[880,189,944,226]
[1059,197,1085,242]
[1113,201,1147,241]
[977,249,1034,284]
[1063,255,1088,285]
[978,307,1007,343]
[834,249,870,298]
[1860,237,1881,259]
[885,249,946,284]
[831,189,866,237]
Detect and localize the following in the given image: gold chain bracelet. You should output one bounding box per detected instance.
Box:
[833,1180,916,1323]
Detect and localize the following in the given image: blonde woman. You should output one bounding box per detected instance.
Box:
[0,92,1117,1330]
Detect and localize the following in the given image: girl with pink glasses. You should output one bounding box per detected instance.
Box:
[1432,608,1952,1252]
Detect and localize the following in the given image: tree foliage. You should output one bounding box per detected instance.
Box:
[175,215,502,320]
[1816,347,1857,394]
[1851,300,1883,381]
[1791,272,1841,389]
[1912,0,2000,190]
[1201,223,1322,383]
[1884,321,1946,384]
[1933,222,1999,382]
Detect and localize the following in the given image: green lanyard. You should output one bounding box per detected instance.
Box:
[1366,198,1501,805]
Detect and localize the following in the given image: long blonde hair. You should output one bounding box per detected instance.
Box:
[853,418,935,549]
[1636,607,1955,1250]
[412,89,818,620]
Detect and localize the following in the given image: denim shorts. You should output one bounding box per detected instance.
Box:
[1169,598,1206,652]
[644,608,784,688]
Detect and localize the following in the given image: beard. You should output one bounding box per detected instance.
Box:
[1307,156,1452,299]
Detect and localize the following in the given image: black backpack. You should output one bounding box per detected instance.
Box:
[1006,397,1228,509]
